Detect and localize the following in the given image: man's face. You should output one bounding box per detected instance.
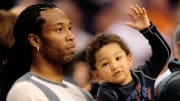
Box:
[175,41,180,59]
[39,8,75,65]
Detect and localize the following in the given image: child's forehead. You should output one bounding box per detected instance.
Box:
[97,42,122,51]
[95,43,124,57]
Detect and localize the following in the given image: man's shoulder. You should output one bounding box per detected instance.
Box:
[156,71,180,100]
[6,80,47,101]
[163,71,180,91]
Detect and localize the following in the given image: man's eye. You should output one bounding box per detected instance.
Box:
[69,26,72,30]
[56,28,63,32]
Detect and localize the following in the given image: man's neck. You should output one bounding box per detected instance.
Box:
[30,62,63,83]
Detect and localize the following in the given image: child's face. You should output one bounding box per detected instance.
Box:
[94,42,133,85]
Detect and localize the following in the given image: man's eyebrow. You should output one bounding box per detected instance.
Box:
[56,22,63,25]
[69,21,72,25]
[67,21,72,26]
[55,21,71,26]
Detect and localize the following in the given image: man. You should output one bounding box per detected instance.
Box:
[173,25,180,59]
[0,10,17,100]
[3,3,94,101]
[156,25,180,101]
[155,0,180,88]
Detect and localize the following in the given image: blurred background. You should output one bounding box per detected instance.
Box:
[1,0,179,67]
[0,0,180,99]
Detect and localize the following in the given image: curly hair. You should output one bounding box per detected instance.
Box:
[86,32,131,70]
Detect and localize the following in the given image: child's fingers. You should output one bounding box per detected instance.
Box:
[142,8,146,15]
[135,5,143,15]
[126,22,139,30]
[126,22,134,28]
[130,6,139,16]
[126,10,136,20]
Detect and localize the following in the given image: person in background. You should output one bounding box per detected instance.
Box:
[156,24,180,101]
[85,5,170,101]
[71,51,92,92]
[173,25,180,59]
[4,3,94,101]
[154,0,180,88]
[71,50,99,99]
[93,0,152,68]
[0,9,17,100]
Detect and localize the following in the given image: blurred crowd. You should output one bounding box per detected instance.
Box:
[0,0,180,100]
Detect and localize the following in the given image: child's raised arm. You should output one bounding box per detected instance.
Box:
[126,5,150,30]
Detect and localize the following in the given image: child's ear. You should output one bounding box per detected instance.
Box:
[128,54,133,67]
[91,70,103,80]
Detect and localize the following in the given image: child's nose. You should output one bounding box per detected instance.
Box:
[111,61,119,71]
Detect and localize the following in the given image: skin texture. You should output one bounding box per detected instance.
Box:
[29,8,75,83]
[175,41,180,59]
[72,61,91,91]
[95,43,133,85]
[40,8,75,64]
[0,10,16,49]
[89,5,151,85]
[126,5,150,30]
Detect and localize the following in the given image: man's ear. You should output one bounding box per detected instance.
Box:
[28,34,41,48]
[91,70,103,80]
[176,41,180,52]
[175,41,180,58]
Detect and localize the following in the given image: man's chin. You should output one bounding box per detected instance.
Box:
[63,56,73,64]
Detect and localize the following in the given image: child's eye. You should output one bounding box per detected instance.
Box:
[102,62,108,67]
[116,56,121,61]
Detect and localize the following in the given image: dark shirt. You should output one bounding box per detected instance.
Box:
[96,23,171,101]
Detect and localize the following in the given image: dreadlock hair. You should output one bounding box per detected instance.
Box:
[1,3,57,101]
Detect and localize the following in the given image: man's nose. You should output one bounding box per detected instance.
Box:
[66,30,74,42]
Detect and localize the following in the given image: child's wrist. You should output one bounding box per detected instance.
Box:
[139,22,153,33]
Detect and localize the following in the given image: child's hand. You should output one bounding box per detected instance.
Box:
[126,5,150,30]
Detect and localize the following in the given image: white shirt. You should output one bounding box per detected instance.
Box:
[6,72,94,101]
